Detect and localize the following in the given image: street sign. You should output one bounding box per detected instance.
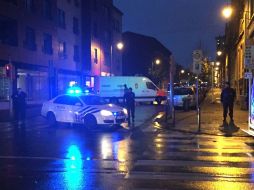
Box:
[244,72,253,79]
[192,50,202,74]
[244,45,254,69]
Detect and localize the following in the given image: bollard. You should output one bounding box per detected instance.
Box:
[198,106,201,132]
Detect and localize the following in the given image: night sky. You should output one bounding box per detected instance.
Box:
[113,0,228,68]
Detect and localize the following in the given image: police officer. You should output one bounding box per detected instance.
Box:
[12,88,27,124]
[125,87,135,124]
[221,82,236,122]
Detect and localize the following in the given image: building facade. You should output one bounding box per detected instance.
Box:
[81,0,123,88]
[225,0,254,107]
[0,0,122,118]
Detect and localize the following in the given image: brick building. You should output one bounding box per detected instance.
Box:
[0,0,122,118]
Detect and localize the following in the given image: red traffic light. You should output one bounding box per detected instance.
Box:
[5,64,11,78]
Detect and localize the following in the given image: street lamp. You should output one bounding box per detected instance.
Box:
[110,41,124,76]
[209,62,215,103]
[116,42,124,50]
[216,61,220,66]
[179,69,185,83]
[222,5,233,19]
[152,58,161,74]
[217,51,222,56]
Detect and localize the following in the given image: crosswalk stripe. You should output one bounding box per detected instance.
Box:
[125,129,254,188]
[134,159,253,168]
[125,171,253,182]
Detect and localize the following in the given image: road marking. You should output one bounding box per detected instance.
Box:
[125,171,253,182]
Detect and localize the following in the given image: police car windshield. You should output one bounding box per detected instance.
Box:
[80,95,107,105]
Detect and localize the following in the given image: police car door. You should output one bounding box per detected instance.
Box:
[53,95,69,122]
[64,96,83,123]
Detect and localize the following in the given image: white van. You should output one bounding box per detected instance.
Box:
[94,76,166,104]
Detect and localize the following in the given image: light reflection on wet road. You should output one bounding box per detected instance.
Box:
[0,105,254,189]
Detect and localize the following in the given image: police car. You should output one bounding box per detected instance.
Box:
[41,89,128,128]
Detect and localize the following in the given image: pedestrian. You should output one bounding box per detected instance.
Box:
[12,88,27,124]
[220,82,236,123]
[125,87,135,124]
[11,89,19,122]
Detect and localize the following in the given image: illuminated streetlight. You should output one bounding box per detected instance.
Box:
[155,59,161,65]
[116,42,124,50]
[222,6,233,19]
[217,51,222,56]
[215,67,219,71]
[152,59,161,74]
[180,69,185,74]
[110,42,124,76]
[216,61,220,66]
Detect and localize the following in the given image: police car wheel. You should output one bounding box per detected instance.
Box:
[84,114,97,129]
[47,112,57,126]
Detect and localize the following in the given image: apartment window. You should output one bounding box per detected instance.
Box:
[103,6,110,20]
[25,0,34,12]
[94,48,98,64]
[93,0,97,11]
[57,9,65,29]
[24,26,36,51]
[58,41,67,58]
[42,0,52,20]
[3,0,17,5]
[104,30,111,43]
[74,0,79,7]
[73,17,79,35]
[74,45,80,62]
[117,20,120,32]
[0,16,18,46]
[251,0,254,16]
[43,33,53,54]
[113,19,120,32]
[93,22,98,38]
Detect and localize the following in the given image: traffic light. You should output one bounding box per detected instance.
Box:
[5,64,11,78]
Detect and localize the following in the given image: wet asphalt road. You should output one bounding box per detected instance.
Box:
[1,105,254,190]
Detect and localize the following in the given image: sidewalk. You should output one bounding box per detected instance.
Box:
[160,88,249,137]
[0,104,42,122]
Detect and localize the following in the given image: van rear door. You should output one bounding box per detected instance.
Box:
[143,81,157,100]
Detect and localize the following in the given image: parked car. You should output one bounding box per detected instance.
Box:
[173,87,196,110]
[41,92,128,129]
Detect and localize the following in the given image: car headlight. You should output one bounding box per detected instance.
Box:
[100,110,113,116]
[123,108,128,115]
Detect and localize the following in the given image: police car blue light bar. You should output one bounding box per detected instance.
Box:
[67,86,82,95]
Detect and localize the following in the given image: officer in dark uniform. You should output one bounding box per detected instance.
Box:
[12,88,27,124]
[221,82,236,122]
[125,87,135,124]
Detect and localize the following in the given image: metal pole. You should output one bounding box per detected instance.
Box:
[152,61,154,75]
[196,75,201,132]
[170,56,175,126]
[248,76,252,131]
[211,64,214,103]
[9,56,13,119]
[110,45,113,76]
